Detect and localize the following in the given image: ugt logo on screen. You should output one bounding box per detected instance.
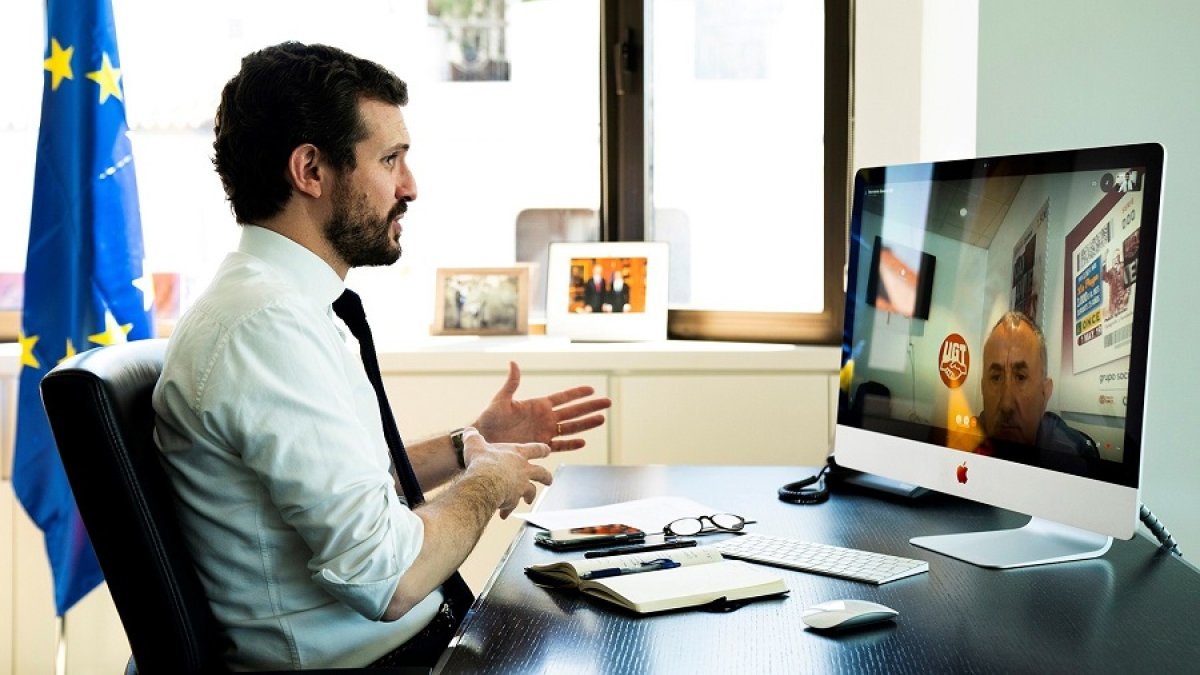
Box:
[939,333,970,389]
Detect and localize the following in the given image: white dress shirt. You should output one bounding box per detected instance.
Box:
[152,226,442,670]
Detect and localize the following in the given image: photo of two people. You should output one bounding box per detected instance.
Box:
[569,257,648,314]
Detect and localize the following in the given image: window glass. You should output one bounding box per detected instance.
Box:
[649,0,825,313]
[0,0,44,275]
[1,0,599,340]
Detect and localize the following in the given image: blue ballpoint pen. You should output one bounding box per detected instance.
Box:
[582,558,682,580]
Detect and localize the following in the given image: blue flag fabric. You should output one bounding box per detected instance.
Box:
[13,0,154,616]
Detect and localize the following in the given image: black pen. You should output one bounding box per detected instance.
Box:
[582,558,681,580]
[584,538,698,558]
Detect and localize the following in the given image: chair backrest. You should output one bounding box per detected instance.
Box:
[40,339,228,674]
[851,380,892,423]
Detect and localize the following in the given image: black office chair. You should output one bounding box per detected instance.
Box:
[40,340,423,674]
[850,380,892,424]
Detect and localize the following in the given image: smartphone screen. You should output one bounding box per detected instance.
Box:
[550,523,643,541]
[535,523,645,550]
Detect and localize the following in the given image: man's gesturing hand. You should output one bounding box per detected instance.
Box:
[475,362,612,452]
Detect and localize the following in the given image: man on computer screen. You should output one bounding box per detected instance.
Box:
[974,311,1099,470]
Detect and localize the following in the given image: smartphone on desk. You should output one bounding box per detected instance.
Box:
[534,523,645,551]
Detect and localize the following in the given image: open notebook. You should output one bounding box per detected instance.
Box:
[525,546,788,614]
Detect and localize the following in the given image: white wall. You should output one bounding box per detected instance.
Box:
[976,1,1199,557]
[854,0,978,171]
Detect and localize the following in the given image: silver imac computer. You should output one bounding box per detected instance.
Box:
[835,142,1164,568]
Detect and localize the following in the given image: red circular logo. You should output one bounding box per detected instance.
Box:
[938,333,970,389]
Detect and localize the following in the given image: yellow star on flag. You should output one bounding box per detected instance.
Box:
[88,312,132,346]
[85,52,123,104]
[18,330,41,369]
[59,339,78,364]
[44,38,74,91]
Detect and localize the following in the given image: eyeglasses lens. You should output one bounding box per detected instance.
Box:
[710,513,745,531]
[666,514,745,536]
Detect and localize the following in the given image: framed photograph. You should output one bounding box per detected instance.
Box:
[433,266,530,336]
[152,272,181,337]
[545,242,669,342]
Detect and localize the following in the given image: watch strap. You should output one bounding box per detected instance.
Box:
[450,428,467,469]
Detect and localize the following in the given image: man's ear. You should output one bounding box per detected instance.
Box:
[287,144,325,199]
[1043,377,1054,402]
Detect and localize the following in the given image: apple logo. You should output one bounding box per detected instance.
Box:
[956,462,969,484]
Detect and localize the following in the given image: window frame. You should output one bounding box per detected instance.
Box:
[600,0,852,345]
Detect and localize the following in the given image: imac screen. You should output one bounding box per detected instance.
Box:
[835,143,1164,566]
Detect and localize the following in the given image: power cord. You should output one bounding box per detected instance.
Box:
[1139,503,1183,557]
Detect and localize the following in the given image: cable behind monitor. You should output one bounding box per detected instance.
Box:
[777,462,831,504]
[1139,504,1183,557]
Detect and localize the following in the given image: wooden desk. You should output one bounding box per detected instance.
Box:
[435,465,1200,674]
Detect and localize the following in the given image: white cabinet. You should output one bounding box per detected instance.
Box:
[7,480,59,675]
[1,481,13,674]
[612,373,832,466]
[62,584,129,674]
[1,374,12,482]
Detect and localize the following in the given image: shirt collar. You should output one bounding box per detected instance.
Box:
[238,225,345,310]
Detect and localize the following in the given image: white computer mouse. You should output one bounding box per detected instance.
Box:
[800,599,898,630]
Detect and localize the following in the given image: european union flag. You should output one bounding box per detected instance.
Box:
[13,0,154,616]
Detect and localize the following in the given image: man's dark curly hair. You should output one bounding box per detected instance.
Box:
[212,42,408,224]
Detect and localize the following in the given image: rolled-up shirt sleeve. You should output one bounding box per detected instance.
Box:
[197,299,423,620]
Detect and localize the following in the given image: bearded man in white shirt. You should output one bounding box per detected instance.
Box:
[152,41,611,670]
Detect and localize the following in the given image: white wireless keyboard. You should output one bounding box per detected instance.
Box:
[713,533,929,584]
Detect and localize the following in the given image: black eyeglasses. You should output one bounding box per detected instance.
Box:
[663,513,754,537]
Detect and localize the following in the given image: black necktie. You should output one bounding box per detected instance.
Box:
[333,289,424,506]
[332,289,475,620]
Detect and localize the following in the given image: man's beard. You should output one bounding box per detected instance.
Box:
[324,176,405,269]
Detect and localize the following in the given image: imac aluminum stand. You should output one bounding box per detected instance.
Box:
[838,470,929,499]
[910,517,1113,569]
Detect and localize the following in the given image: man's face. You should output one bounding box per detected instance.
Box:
[324,99,416,269]
[980,321,1052,445]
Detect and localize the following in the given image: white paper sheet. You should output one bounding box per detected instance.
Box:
[515,496,739,533]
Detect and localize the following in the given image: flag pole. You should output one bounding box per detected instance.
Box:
[55,617,66,675]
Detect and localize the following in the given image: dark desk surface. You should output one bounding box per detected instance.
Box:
[435,465,1199,674]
